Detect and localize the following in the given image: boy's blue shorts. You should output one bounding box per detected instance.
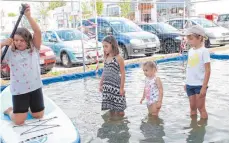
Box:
[186,85,206,96]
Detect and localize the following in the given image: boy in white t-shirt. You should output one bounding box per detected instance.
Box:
[183,25,211,119]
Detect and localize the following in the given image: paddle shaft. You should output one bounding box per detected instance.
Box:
[1,4,26,63]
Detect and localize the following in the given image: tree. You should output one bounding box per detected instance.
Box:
[96,0,104,16]
[119,0,131,18]
[82,1,92,19]
[48,1,66,10]
[8,12,17,17]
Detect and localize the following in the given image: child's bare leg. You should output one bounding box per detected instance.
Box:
[148,104,159,116]
[118,111,125,117]
[197,94,208,119]
[109,110,115,116]
[4,107,27,125]
[189,95,197,117]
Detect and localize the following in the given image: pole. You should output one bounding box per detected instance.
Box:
[94,0,99,73]
[79,0,86,72]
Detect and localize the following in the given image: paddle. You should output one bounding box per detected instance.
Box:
[1,4,27,63]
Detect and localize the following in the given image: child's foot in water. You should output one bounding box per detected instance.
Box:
[198,118,208,126]
[4,107,13,115]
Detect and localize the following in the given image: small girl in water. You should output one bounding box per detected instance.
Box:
[140,61,163,116]
[99,35,126,117]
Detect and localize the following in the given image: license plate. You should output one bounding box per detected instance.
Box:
[147,44,156,48]
[40,59,44,64]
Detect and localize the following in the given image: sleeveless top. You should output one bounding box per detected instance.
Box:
[3,47,43,95]
[144,77,159,106]
[101,56,126,111]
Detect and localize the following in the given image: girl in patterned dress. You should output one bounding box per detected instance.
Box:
[1,4,44,125]
[99,35,126,117]
[140,61,163,116]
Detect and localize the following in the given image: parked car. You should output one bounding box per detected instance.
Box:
[166,18,229,47]
[1,45,56,78]
[138,22,183,53]
[76,19,97,39]
[42,29,104,68]
[81,17,161,59]
[217,14,229,29]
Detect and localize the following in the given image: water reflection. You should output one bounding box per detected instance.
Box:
[97,111,131,143]
[140,116,165,143]
[186,115,207,143]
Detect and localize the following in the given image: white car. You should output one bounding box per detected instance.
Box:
[217,14,229,29]
[166,18,229,47]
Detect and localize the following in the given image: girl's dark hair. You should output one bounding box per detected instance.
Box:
[143,61,157,70]
[12,27,33,52]
[102,35,119,58]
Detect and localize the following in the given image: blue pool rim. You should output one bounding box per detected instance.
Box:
[1,53,228,92]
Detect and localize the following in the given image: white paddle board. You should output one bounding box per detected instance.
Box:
[0,86,80,143]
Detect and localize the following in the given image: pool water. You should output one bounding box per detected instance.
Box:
[43,59,229,143]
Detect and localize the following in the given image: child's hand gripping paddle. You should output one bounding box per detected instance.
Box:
[1,4,27,63]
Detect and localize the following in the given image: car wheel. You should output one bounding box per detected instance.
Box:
[145,53,153,57]
[61,52,72,68]
[1,71,10,79]
[118,45,128,60]
[205,39,211,48]
[164,39,177,54]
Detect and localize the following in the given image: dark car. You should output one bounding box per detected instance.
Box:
[138,22,182,53]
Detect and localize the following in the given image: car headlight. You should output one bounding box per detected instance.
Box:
[130,39,144,45]
[155,36,160,43]
[175,36,182,41]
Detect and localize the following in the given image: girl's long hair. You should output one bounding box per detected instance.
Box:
[102,35,119,59]
[11,27,34,52]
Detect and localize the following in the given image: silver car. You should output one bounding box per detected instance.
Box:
[167,18,229,47]
[217,14,229,29]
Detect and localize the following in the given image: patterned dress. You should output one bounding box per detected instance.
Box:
[101,57,126,112]
[144,77,159,107]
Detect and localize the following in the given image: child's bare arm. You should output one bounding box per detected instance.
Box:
[156,77,163,102]
[117,55,125,90]
[24,4,41,50]
[140,89,145,104]
[100,72,104,86]
[203,63,211,89]
[1,38,13,49]
[99,72,104,92]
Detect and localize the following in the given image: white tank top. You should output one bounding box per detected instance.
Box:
[3,47,43,95]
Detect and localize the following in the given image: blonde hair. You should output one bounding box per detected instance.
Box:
[102,35,119,59]
[11,27,34,52]
[143,61,157,71]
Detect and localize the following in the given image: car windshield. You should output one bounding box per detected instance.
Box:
[56,30,89,41]
[109,20,143,33]
[218,14,229,22]
[192,18,218,28]
[151,23,178,33]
